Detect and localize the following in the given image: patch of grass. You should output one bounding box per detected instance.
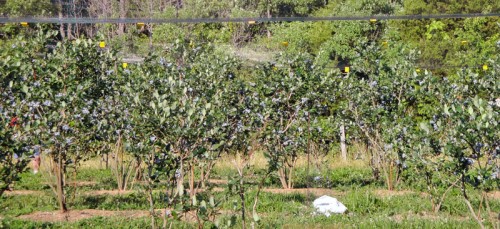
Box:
[292,166,379,189]
[74,168,113,183]
[0,216,194,229]
[277,216,481,229]
[3,156,497,229]
[0,193,57,216]
[14,172,49,191]
[74,192,150,211]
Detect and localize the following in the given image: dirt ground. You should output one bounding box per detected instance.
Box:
[17,209,149,222]
[208,179,228,185]
[487,191,500,199]
[372,189,415,197]
[4,188,418,198]
[262,188,345,197]
[82,190,135,196]
[17,209,210,223]
[41,181,99,187]
[3,190,44,196]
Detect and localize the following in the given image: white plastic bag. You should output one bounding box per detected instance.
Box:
[313,195,347,216]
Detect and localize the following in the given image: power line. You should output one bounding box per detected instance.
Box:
[0,13,499,24]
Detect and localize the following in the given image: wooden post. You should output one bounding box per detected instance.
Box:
[340,122,347,161]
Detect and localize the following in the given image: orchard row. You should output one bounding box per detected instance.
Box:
[0,28,498,227]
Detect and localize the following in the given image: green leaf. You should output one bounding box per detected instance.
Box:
[473,96,480,108]
[253,212,260,222]
[209,195,215,207]
[192,195,197,206]
[211,141,225,150]
[22,85,28,94]
[420,122,430,134]
[468,106,474,116]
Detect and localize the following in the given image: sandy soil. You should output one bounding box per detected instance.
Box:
[42,181,99,187]
[262,188,344,197]
[208,179,228,185]
[3,190,44,196]
[487,191,500,200]
[17,209,149,222]
[17,209,212,223]
[82,190,135,196]
[372,189,415,197]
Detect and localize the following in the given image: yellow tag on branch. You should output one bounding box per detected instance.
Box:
[123,63,128,69]
[483,65,488,71]
[99,41,106,48]
[21,22,28,27]
[344,66,350,73]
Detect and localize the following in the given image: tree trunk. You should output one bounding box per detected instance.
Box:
[287,165,293,189]
[340,122,347,160]
[266,0,271,38]
[148,24,153,49]
[118,0,126,35]
[369,144,380,181]
[67,23,73,40]
[147,184,156,229]
[462,175,485,229]
[278,168,288,189]
[56,152,67,213]
[189,164,195,197]
[175,0,180,18]
[105,153,109,169]
[177,161,184,197]
[147,151,156,229]
[240,176,246,229]
[200,167,205,189]
[58,0,65,40]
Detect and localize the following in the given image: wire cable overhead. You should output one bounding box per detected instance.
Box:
[1,13,499,24]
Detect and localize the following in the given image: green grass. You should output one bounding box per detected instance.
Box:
[13,172,48,191]
[293,166,380,189]
[1,160,497,228]
[0,193,57,216]
[0,216,194,229]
